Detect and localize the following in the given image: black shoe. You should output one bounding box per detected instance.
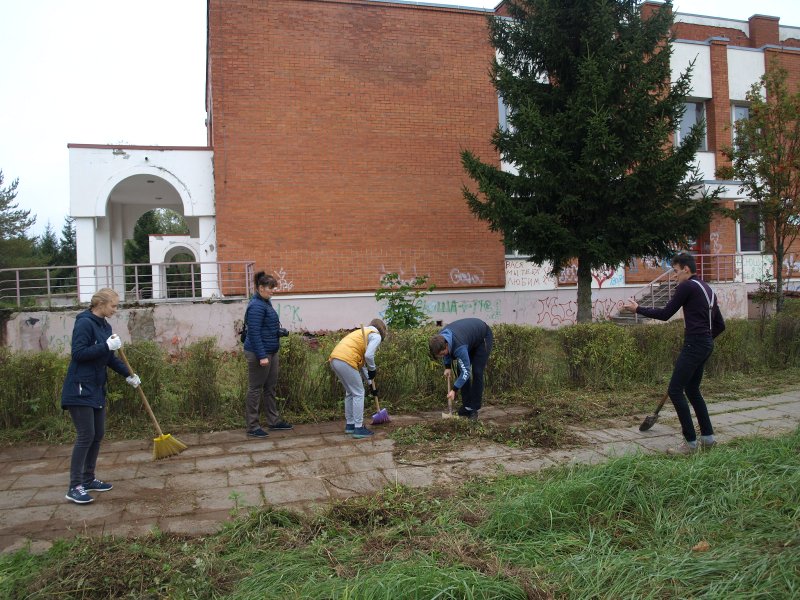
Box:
[269,421,293,431]
[457,407,478,420]
[247,428,269,438]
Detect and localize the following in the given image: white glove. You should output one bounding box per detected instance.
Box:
[126,374,141,388]
[106,334,122,351]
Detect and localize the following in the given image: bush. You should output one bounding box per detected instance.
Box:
[559,323,640,389]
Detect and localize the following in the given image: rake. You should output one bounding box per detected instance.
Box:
[118,348,188,460]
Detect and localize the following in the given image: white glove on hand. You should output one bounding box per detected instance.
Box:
[106,334,122,351]
[126,374,141,388]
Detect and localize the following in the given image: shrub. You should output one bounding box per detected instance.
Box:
[374,273,435,329]
[559,323,640,389]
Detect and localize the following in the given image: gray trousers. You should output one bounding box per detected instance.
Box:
[244,350,281,431]
[330,358,365,427]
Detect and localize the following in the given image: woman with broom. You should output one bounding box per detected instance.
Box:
[62,288,141,504]
[329,319,387,439]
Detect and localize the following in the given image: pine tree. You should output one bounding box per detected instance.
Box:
[0,170,37,269]
[462,0,717,321]
[57,216,77,266]
[35,222,59,265]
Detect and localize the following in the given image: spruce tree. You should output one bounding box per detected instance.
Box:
[462,0,716,321]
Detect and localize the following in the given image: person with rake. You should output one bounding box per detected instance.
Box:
[61,288,142,504]
[624,252,725,455]
[429,318,493,420]
[329,319,388,438]
[243,271,293,438]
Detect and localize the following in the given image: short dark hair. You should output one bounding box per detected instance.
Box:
[254,271,278,289]
[428,334,447,360]
[670,252,697,273]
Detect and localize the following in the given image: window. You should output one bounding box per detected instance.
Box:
[737,204,762,253]
[676,101,707,151]
[732,104,750,146]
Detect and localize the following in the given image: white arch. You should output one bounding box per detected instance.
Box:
[94,164,196,218]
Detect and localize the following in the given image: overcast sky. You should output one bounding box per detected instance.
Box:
[1,0,799,237]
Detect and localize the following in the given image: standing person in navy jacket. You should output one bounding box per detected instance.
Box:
[61,288,141,504]
[624,253,725,454]
[242,271,292,438]
[429,318,494,420]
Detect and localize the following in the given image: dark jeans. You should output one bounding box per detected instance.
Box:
[68,405,105,489]
[668,334,714,443]
[461,329,494,412]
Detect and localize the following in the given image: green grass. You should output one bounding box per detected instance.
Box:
[3,430,798,599]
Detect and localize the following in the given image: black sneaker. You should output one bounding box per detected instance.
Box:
[65,485,94,504]
[457,407,478,420]
[269,421,293,431]
[84,479,113,492]
[247,428,269,438]
[351,426,374,439]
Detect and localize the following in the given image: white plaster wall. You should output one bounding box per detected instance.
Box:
[728,47,765,101]
[5,284,749,354]
[695,151,717,181]
[672,42,712,99]
[69,147,214,218]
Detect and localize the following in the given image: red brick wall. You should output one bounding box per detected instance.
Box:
[208,0,504,293]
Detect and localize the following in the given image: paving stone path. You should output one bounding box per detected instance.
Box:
[2,390,799,554]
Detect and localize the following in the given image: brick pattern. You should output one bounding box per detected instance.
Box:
[207,0,800,292]
[208,0,504,293]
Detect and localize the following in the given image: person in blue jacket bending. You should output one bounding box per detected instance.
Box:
[429,318,493,420]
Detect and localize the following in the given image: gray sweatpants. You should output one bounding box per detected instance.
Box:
[330,358,365,428]
[244,350,281,431]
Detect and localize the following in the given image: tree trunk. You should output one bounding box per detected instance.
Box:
[775,244,785,313]
[576,257,593,323]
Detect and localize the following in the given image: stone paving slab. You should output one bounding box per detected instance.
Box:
[1,392,798,554]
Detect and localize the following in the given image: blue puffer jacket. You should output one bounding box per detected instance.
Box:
[61,310,129,409]
[242,294,280,359]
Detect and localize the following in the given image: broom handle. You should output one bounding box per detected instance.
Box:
[118,347,164,437]
[370,379,381,411]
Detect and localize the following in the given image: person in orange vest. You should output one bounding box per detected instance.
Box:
[329,319,387,438]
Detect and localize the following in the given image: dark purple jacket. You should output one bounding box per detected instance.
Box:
[61,310,129,409]
[636,276,725,338]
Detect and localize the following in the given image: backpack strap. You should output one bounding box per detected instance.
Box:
[690,279,714,333]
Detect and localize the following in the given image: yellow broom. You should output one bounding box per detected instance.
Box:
[118,348,188,460]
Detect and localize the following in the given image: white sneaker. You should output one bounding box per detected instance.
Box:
[666,441,698,456]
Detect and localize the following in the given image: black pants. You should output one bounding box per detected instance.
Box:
[461,329,494,412]
[68,405,105,489]
[668,335,714,443]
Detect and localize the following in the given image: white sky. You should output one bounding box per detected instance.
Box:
[1,0,799,237]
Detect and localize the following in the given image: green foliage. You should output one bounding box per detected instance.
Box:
[2,315,800,445]
[718,64,800,312]
[374,272,435,329]
[0,170,34,241]
[463,1,716,321]
[559,323,640,389]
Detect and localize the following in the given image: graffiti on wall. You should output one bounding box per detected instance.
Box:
[273,303,303,325]
[273,267,294,292]
[535,297,624,327]
[449,266,485,285]
[505,260,554,290]
[425,298,502,320]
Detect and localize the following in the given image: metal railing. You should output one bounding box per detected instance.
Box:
[0,261,255,308]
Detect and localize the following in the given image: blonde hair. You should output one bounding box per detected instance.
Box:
[90,288,119,309]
